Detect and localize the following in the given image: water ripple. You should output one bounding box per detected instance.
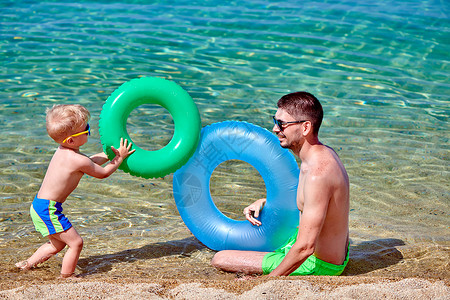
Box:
[0,0,449,278]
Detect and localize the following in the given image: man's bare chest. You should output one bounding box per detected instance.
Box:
[297,172,307,211]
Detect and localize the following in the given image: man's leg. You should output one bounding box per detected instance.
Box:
[211,250,269,274]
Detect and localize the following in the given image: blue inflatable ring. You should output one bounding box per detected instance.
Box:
[173,121,299,252]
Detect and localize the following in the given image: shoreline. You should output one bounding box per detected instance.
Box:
[3,238,449,298]
[1,275,448,299]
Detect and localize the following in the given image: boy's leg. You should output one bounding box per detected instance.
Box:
[211,250,268,274]
[50,226,83,277]
[16,237,67,270]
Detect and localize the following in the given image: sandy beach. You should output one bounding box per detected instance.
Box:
[2,240,449,299]
[2,226,449,299]
[1,276,448,299]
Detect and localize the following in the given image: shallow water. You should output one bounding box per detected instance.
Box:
[0,0,449,280]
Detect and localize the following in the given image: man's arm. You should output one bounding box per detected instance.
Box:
[268,174,330,276]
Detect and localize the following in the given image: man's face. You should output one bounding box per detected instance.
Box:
[273,108,304,149]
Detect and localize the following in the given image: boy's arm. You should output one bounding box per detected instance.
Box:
[80,138,135,179]
[90,152,109,165]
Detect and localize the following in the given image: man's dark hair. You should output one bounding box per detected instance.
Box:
[277,92,323,135]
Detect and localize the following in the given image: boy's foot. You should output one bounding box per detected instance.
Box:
[59,273,80,280]
[15,260,31,270]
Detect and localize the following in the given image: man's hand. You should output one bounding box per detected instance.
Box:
[243,198,266,226]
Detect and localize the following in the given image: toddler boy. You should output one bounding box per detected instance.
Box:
[16,104,135,278]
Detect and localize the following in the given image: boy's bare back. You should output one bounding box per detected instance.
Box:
[38,147,90,203]
[38,138,133,203]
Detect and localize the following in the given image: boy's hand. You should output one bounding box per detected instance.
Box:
[111,138,136,159]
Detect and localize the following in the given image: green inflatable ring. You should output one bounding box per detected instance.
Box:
[99,77,201,178]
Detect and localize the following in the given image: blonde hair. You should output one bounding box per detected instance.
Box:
[46,104,91,143]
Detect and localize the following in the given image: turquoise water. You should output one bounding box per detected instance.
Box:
[1,0,448,280]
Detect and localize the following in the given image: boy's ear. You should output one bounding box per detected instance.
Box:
[64,137,74,145]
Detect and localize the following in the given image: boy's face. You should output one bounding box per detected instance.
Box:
[63,123,90,146]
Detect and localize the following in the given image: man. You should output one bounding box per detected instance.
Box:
[211,92,350,276]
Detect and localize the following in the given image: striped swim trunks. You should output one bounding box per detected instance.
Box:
[30,196,72,237]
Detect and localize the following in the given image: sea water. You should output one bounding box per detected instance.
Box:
[0,0,448,280]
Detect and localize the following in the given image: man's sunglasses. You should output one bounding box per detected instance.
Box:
[62,124,90,143]
[272,116,307,132]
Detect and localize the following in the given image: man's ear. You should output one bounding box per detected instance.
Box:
[301,121,313,136]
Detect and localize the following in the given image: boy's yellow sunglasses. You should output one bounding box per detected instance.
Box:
[62,124,90,143]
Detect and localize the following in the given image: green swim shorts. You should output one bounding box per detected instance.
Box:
[262,229,349,276]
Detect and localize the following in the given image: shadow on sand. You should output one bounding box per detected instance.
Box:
[78,237,405,277]
[343,238,405,275]
[77,236,206,276]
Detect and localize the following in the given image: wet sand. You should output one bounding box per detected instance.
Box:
[2,239,448,299]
